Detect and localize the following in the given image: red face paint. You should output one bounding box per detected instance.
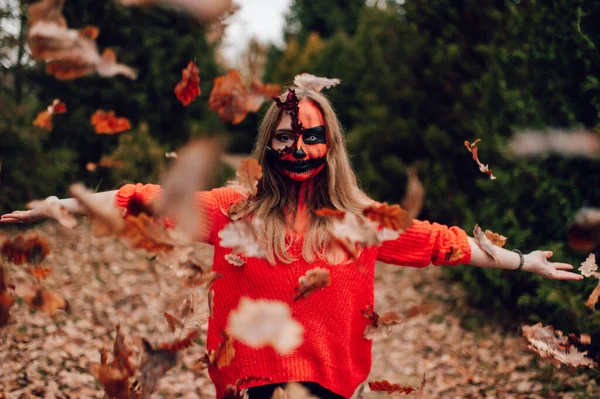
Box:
[271,100,327,181]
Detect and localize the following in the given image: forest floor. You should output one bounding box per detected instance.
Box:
[0,222,598,399]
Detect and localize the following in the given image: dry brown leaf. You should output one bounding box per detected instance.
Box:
[484,229,507,248]
[26,198,77,229]
[0,233,50,266]
[227,298,303,354]
[26,266,52,280]
[400,165,425,219]
[197,331,235,370]
[579,254,598,278]
[293,267,330,301]
[522,323,595,368]
[362,304,402,340]
[23,288,68,315]
[174,60,201,106]
[473,224,500,264]
[464,138,496,180]
[70,183,125,237]
[368,380,417,395]
[363,202,413,233]
[225,253,245,267]
[235,159,262,196]
[163,312,182,333]
[293,73,340,92]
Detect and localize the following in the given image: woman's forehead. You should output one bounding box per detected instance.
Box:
[276,100,325,130]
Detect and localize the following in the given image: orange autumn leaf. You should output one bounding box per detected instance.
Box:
[33,99,67,131]
[245,80,281,112]
[197,331,235,370]
[363,202,412,232]
[368,380,417,395]
[121,213,175,253]
[26,266,52,280]
[585,272,600,310]
[464,138,496,180]
[90,110,131,134]
[24,288,68,315]
[174,60,201,106]
[0,266,14,327]
[473,224,500,264]
[445,246,465,263]
[235,158,262,196]
[484,229,507,248]
[0,233,50,266]
[314,208,346,219]
[293,267,330,301]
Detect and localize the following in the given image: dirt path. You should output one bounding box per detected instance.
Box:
[0,223,597,398]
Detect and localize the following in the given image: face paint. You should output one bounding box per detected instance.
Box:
[270,98,328,181]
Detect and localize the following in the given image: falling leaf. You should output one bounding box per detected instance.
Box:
[473,224,500,264]
[363,202,413,232]
[163,312,182,333]
[26,198,77,229]
[568,207,600,252]
[227,297,303,354]
[368,380,417,395]
[26,266,52,280]
[314,208,346,219]
[197,331,235,369]
[362,304,402,340]
[585,272,600,310]
[400,165,425,219]
[521,323,595,368]
[484,229,507,248]
[117,0,235,23]
[245,80,281,112]
[33,99,67,131]
[0,266,14,327]
[90,110,131,134]
[0,233,50,266]
[159,329,200,353]
[293,73,340,92]
[218,219,266,258]
[508,129,600,159]
[293,267,330,301]
[464,139,496,180]
[233,158,262,196]
[23,288,68,315]
[225,253,245,266]
[70,183,125,237]
[174,60,201,106]
[579,254,598,278]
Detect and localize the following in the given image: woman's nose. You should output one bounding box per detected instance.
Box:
[293,145,307,159]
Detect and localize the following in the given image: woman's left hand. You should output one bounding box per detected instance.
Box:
[524,250,583,280]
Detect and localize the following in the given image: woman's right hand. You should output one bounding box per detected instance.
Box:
[0,196,58,224]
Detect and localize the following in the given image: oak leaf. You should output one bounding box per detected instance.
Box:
[484,229,507,247]
[174,60,201,106]
[522,323,595,368]
[293,73,340,92]
[227,297,303,354]
[293,267,330,301]
[579,254,598,278]
[473,224,500,264]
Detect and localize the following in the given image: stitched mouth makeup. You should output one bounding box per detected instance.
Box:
[277,157,327,174]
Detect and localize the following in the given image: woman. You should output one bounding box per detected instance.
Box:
[0,88,583,398]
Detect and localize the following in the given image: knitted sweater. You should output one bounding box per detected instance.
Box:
[115,184,472,398]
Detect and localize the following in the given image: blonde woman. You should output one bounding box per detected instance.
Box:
[1,88,583,399]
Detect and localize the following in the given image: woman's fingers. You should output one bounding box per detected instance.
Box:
[552,262,574,270]
[0,210,34,223]
[552,270,584,280]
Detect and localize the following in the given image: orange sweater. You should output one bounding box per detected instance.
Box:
[115,184,472,398]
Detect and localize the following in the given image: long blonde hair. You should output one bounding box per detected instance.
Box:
[232,89,373,265]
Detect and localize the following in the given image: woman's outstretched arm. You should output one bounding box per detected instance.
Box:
[0,190,119,224]
[466,236,582,280]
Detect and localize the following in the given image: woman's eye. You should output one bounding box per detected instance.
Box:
[305,135,317,142]
[276,135,291,142]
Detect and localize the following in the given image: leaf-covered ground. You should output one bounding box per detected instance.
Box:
[0,222,597,399]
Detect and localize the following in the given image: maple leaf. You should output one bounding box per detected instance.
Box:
[174,60,201,106]
[218,219,266,258]
[293,267,330,301]
[233,158,262,196]
[197,331,235,370]
[293,73,341,92]
[23,287,69,315]
[579,254,598,278]
[0,233,50,266]
[568,207,600,252]
[522,323,596,368]
[227,297,303,354]
[0,266,14,327]
[90,110,131,134]
[400,165,425,219]
[464,138,496,180]
[484,229,507,248]
[70,183,125,237]
[363,202,412,232]
[368,380,417,395]
[26,198,77,229]
[32,99,67,131]
[585,272,600,310]
[473,224,500,264]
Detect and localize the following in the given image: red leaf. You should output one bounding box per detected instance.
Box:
[174,60,201,106]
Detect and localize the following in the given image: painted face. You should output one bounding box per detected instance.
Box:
[271,100,328,181]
